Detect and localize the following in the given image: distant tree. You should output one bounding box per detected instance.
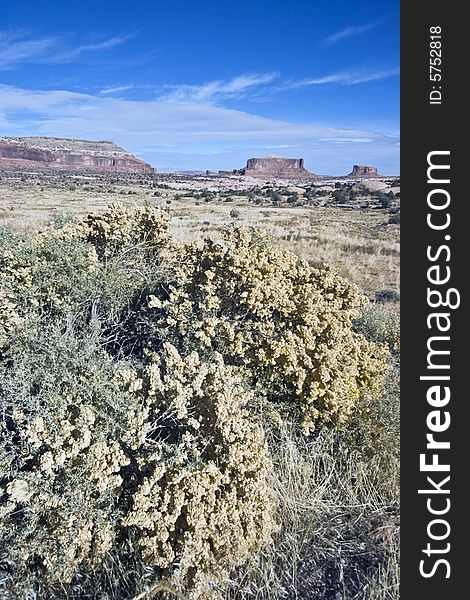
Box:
[287,193,299,204]
[374,191,393,208]
[332,189,348,203]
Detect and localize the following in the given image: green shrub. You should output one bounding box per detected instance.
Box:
[0,205,389,597]
[229,207,241,218]
[354,303,400,356]
[0,229,100,352]
[0,329,275,598]
[120,226,388,432]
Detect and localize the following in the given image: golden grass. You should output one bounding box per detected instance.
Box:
[220,420,400,599]
[0,180,400,599]
[0,175,399,295]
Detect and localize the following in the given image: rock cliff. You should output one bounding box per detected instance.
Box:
[0,137,154,174]
[238,157,318,179]
[346,165,379,178]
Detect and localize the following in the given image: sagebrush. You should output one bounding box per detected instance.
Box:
[0,205,392,598]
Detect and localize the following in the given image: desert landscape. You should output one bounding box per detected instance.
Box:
[0,136,399,600]
[0,0,405,596]
[0,138,400,297]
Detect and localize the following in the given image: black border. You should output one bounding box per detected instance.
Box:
[401,3,466,597]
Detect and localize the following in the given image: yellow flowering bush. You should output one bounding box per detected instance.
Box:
[0,206,387,597]
[120,344,276,597]
[59,202,172,258]
[123,227,388,432]
[0,333,275,598]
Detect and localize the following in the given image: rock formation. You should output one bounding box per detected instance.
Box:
[0,137,155,174]
[237,157,318,179]
[346,165,379,178]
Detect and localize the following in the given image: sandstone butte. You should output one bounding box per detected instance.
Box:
[0,136,155,174]
[230,158,383,180]
[235,157,320,180]
[345,165,379,178]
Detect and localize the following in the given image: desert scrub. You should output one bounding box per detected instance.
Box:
[118,226,388,432]
[61,202,172,258]
[220,415,399,599]
[0,328,133,594]
[0,205,389,597]
[0,206,173,355]
[122,344,276,597]
[351,303,400,494]
[221,351,399,600]
[0,327,275,598]
[354,303,400,356]
[0,227,101,352]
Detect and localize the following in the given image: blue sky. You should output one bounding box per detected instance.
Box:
[0,0,399,174]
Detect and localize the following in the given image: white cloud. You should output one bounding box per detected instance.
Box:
[0,31,57,69]
[159,73,279,104]
[319,137,375,144]
[324,21,383,46]
[266,144,297,149]
[100,84,135,95]
[295,67,400,86]
[51,33,137,63]
[150,67,398,108]
[0,84,399,174]
[183,69,399,101]
[0,30,135,69]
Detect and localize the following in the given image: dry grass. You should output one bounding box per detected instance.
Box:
[0,177,400,599]
[220,416,399,600]
[0,173,399,295]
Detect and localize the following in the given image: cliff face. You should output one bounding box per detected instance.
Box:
[347,165,379,178]
[0,137,155,174]
[238,157,317,179]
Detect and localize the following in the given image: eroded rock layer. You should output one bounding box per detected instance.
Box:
[0,137,155,174]
[238,157,318,179]
[346,165,379,178]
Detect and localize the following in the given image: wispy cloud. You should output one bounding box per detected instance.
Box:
[51,33,136,62]
[323,20,383,46]
[159,72,279,104]
[156,68,399,107]
[319,137,375,144]
[0,30,135,69]
[0,31,57,69]
[266,144,297,149]
[294,67,399,86]
[100,84,135,95]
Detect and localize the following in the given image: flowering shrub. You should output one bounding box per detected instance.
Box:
[121,344,276,597]
[118,227,388,432]
[60,202,172,257]
[0,332,132,593]
[0,206,387,597]
[1,329,274,598]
